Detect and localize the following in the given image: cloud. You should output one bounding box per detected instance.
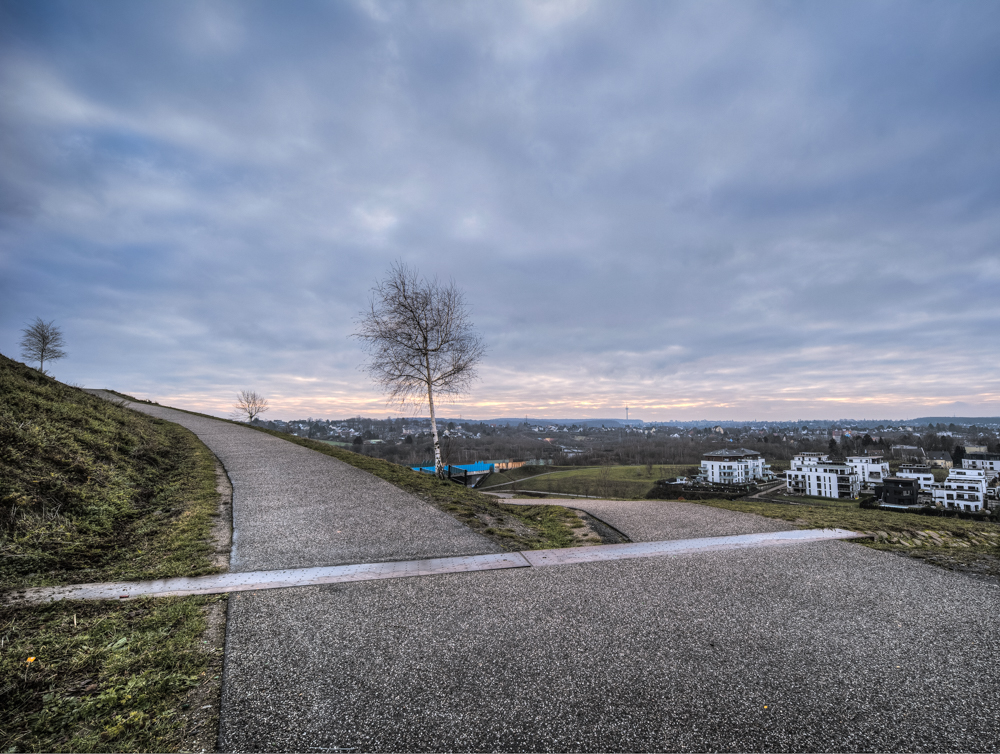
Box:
[2,0,999,420]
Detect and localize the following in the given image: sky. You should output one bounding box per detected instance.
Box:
[2,0,999,422]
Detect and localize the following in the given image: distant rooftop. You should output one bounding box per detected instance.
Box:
[703,448,763,459]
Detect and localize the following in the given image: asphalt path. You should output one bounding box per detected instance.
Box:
[220,540,1000,752]
[88,392,499,571]
[91,394,1000,751]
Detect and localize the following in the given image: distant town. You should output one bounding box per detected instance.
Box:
[252,415,1000,515]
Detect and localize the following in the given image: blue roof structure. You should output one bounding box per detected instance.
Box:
[411,462,495,474]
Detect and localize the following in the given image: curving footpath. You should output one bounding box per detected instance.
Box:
[95,395,1000,752]
[87,391,499,572]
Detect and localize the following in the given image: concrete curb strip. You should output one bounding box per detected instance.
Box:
[5,529,867,604]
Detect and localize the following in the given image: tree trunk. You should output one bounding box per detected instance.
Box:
[427,386,444,477]
[426,357,444,477]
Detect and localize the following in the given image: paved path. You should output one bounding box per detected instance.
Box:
[88,392,499,571]
[221,540,1000,752]
[87,395,1000,751]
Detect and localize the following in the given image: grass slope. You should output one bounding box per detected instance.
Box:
[1,596,225,753]
[0,355,226,752]
[691,496,1000,579]
[478,465,578,487]
[487,464,698,499]
[0,356,222,590]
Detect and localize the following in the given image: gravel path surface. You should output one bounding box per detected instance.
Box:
[508,498,791,542]
[219,540,1000,752]
[90,392,499,571]
[91,392,1000,751]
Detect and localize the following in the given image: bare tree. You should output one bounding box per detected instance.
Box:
[19,318,67,374]
[233,389,270,423]
[353,262,485,476]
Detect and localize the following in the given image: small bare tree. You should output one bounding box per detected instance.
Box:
[233,389,270,423]
[353,262,485,476]
[19,318,67,374]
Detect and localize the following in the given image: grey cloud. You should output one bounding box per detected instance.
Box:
[1,0,998,419]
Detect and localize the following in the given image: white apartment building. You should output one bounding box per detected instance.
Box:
[895,464,936,491]
[931,467,988,512]
[700,449,768,484]
[786,453,861,499]
[846,455,890,488]
[962,452,1000,482]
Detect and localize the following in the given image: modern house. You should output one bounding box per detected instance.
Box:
[895,464,936,491]
[881,477,921,509]
[699,448,768,485]
[785,453,860,499]
[962,452,1000,481]
[845,455,890,489]
[930,467,988,512]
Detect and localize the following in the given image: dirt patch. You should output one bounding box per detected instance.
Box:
[576,510,630,545]
[564,509,603,546]
[209,461,233,571]
[176,596,228,753]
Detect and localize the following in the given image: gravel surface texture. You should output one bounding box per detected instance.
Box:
[89,393,1000,751]
[510,498,791,542]
[90,393,500,571]
[219,539,1000,752]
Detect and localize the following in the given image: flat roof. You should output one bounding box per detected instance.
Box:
[703,448,763,459]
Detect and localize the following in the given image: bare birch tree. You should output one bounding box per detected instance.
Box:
[19,318,67,374]
[353,262,485,476]
[233,389,270,423]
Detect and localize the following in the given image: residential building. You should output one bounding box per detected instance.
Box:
[931,468,988,512]
[489,460,525,471]
[785,453,861,499]
[699,448,768,484]
[845,455,890,488]
[891,445,925,461]
[926,451,953,469]
[895,464,935,491]
[962,452,1000,481]
[881,477,921,509]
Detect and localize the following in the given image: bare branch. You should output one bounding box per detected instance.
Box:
[352,262,486,475]
[233,389,270,423]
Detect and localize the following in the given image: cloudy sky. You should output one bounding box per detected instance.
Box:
[2,0,998,421]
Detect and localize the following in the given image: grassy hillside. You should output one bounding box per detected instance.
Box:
[0,354,222,590]
[0,354,226,752]
[478,464,580,487]
[485,464,699,499]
